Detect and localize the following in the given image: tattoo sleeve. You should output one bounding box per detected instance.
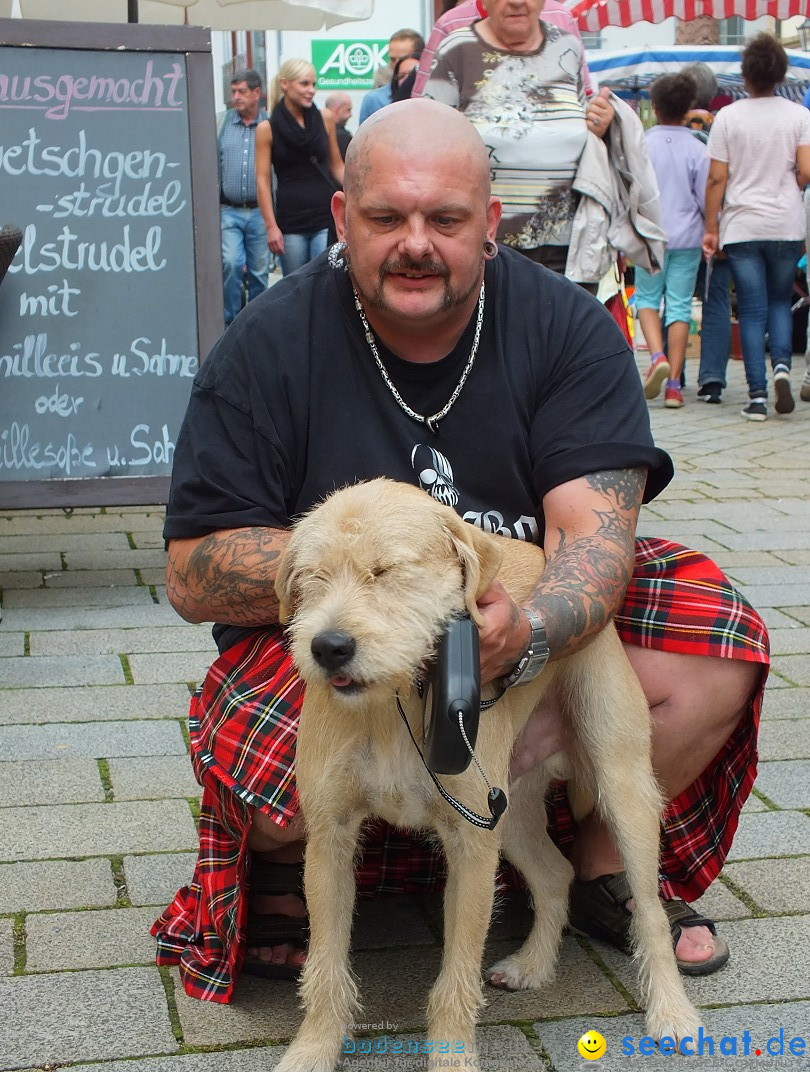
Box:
[526,468,645,659]
[166,526,290,625]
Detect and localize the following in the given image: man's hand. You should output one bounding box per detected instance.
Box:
[475,580,530,686]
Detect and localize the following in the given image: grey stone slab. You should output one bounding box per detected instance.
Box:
[537,1002,810,1071]
[726,566,810,588]
[0,859,117,912]
[124,853,197,907]
[0,571,43,590]
[0,632,24,655]
[0,683,193,724]
[54,1047,287,1072]
[0,758,104,806]
[766,627,810,655]
[782,605,810,625]
[0,602,186,633]
[724,857,810,914]
[0,967,177,1066]
[758,718,810,761]
[594,915,810,1008]
[740,585,810,609]
[0,719,186,761]
[757,607,810,631]
[108,756,200,801]
[127,652,217,685]
[0,800,198,861]
[0,918,13,976]
[0,551,61,571]
[726,810,810,861]
[26,906,159,971]
[754,760,810,808]
[0,512,164,535]
[0,532,131,553]
[691,878,751,922]
[29,625,216,657]
[43,568,139,588]
[771,653,810,686]
[741,792,770,812]
[1,654,126,687]
[713,531,810,552]
[2,586,156,609]
[64,549,167,569]
[758,687,810,720]
[342,1026,544,1071]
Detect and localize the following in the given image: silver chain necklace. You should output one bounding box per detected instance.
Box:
[352,281,486,435]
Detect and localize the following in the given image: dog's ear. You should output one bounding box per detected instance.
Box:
[274,542,298,624]
[441,510,504,625]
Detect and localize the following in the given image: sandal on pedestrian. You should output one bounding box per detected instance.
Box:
[243,858,309,981]
[568,872,730,977]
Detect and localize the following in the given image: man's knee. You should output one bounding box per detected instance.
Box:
[248,807,305,851]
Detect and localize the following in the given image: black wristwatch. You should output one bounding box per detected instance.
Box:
[501,609,550,688]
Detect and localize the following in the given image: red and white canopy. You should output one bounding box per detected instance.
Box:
[570,0,810,31]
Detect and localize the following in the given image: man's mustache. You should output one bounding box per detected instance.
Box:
[381,259,449,278]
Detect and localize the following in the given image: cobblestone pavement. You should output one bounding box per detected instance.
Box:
[2,356,809,1072]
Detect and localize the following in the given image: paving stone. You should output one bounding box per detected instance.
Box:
[26,906,159,971]
[753,760,810,808]
[127,651,216,685]
[726,810,810,861]
[757,606,810,630]
[342,1025,544,1071]
[29,625,216,657]
[0,859,117,912]
[0,683,192,725]
[0,571,43,589]
[2,585,156,608]
[0,551,61,571]
[0,800,198,861]
[771,653,810,686]
[782,605,810,625]
[108,756,200,801]
[691,878,751,922]
[0,918,13,976]
[43,568,140,589]
[758,687,810,720]
[0,720,186,761]
[724,857,810,914]
[123,853,197,907]
[758,718,810,760]
[0,632,24,655]
[0,532,131,553]
[593,915,810,1008]
[0,602,185,633]
[64,549,167,569]
[729,585,810,608]
[0,967,177,1066]
[766,627,810,655]
[741,792,770,812]
[0,758,104,806]
[537,1002,810,1071]
[54,1047,286,1072]
[1,654,126,688]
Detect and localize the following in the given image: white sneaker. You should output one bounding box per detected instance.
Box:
[773,368,795,414]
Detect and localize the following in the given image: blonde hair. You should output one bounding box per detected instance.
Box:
[270,58,316,109]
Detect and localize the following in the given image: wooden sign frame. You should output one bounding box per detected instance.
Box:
[0,18,223,508]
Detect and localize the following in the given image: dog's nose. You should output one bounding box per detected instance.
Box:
[310,630,356,671]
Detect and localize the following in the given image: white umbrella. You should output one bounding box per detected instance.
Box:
[571,0,809,30]
[15,0,374,29]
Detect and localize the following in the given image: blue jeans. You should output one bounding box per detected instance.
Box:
[724,239,803,398]
[696,256,732,388]
[280,230,328,277]
[221,206,269,326]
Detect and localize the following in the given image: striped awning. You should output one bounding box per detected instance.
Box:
[570,0,810,31]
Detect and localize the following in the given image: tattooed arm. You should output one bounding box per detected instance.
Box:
[166,527,291,625]
[476,468,645,682]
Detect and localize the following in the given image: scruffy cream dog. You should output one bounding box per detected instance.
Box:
[273,478,700,1072]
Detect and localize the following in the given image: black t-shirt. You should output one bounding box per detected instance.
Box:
[165,246,673,652]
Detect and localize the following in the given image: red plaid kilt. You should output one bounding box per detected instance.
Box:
[153,537,769,1003]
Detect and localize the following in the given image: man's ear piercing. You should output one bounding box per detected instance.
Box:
[483,240,498,258]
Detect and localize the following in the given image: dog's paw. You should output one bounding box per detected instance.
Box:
[645,999,703,1044]
[484,955,554,991]
[275,1042,340,1072]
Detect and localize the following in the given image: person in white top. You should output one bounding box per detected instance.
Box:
[703,33,810,422]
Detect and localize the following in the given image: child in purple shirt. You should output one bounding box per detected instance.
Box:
[636,72,710,409]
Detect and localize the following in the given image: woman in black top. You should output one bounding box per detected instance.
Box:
[256,59,344,277]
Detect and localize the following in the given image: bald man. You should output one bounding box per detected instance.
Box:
[155,99,767,1001]
[323,91,353,160]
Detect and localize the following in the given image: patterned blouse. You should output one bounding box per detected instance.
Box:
[423,20,587,251]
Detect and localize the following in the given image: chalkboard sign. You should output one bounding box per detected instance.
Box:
[0,19,223,508]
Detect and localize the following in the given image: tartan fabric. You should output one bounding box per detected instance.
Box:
[153,537,769,1003]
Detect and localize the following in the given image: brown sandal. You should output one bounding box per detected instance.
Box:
[568,872,730,976]
[243,858,308,981]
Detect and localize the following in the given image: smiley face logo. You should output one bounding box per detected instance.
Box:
[577,1030,607,1060]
